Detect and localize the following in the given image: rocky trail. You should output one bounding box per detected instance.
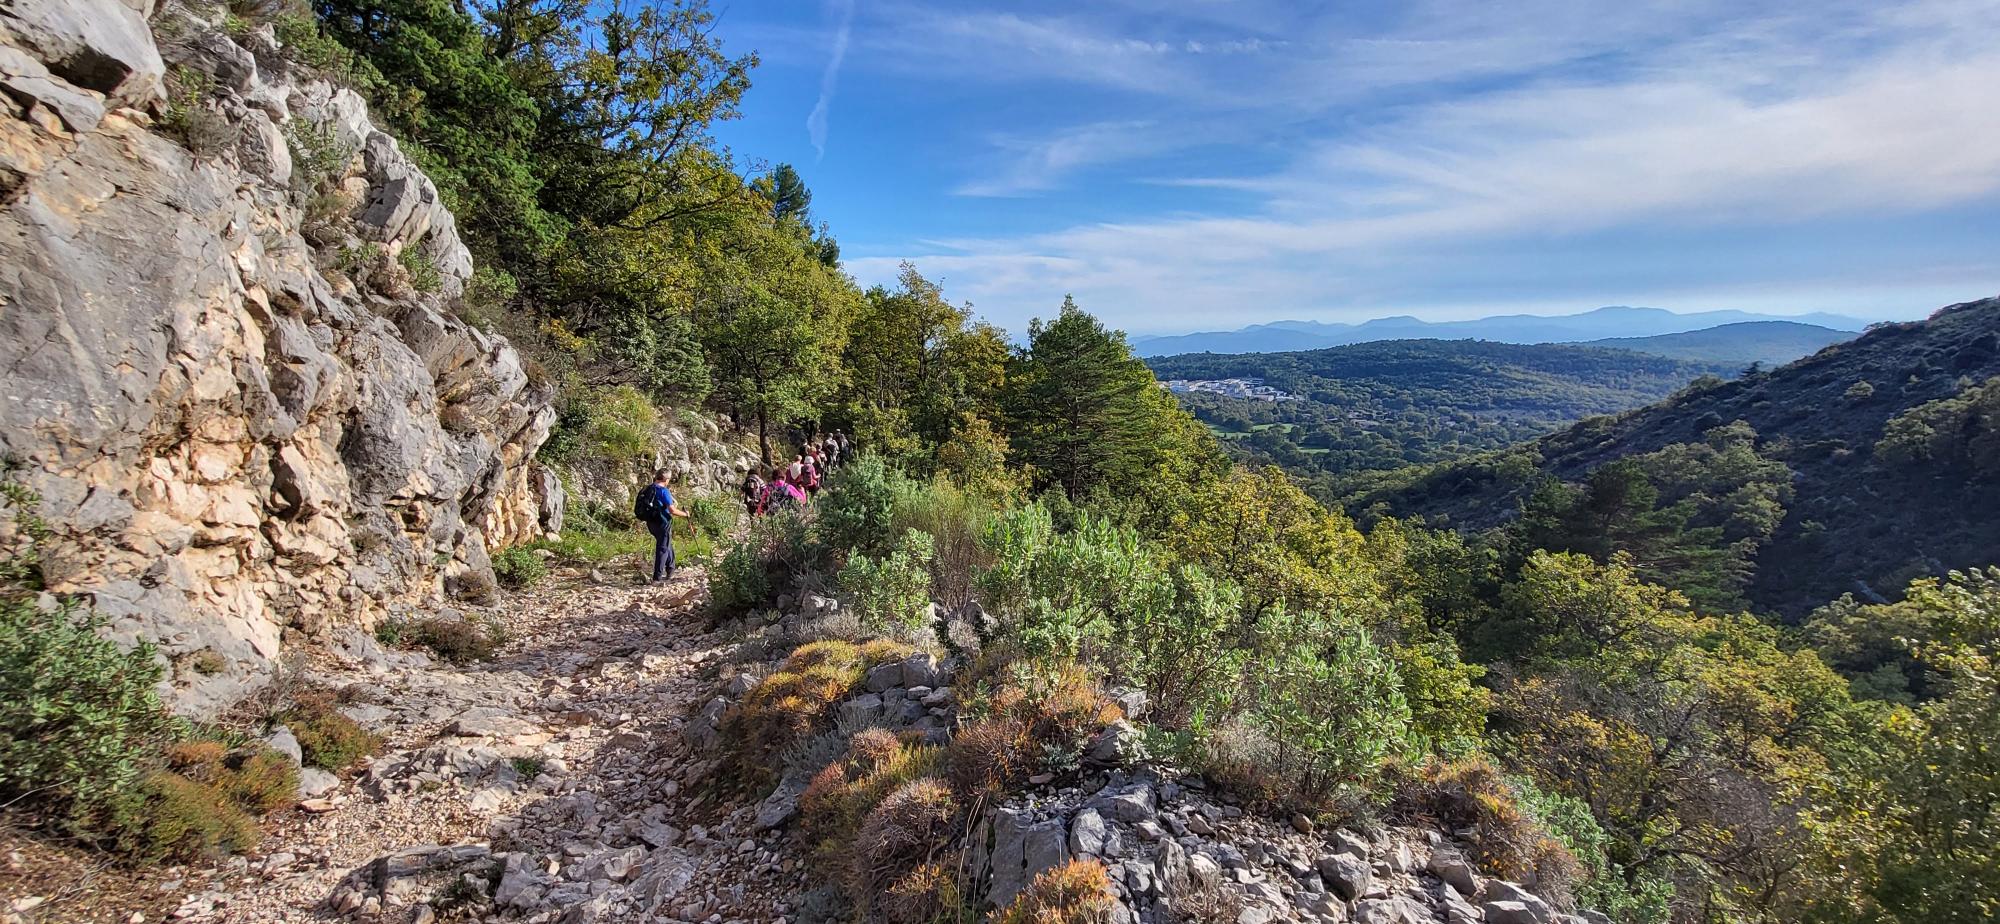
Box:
[5,565,810,924]
[6,558,1599,924]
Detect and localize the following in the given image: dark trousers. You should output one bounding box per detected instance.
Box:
[648,520,675,581]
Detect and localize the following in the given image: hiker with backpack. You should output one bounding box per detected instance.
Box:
[758,467,806,514]
[740,468,765,519]
[633,470,689,584]
[801,452,821,498]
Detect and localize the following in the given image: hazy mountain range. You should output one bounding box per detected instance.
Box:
[1130,306,1871,357]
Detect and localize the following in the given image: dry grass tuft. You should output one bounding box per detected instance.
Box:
[992,858,1116,924]
[1392,757,1582,899]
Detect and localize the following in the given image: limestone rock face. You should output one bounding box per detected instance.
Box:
[0,0,554,713]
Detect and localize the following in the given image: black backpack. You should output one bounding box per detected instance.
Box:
[633,485,664,524]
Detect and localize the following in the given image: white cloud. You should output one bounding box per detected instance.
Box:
[954,120,1186,197]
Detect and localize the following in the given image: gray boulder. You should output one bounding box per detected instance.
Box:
[1069,808,1110,856]
[297,767,339,799]
[864,660,904,693]
[1316,852,1371,901]
[265,725,304,766]
[982,809,1069,908]
[1084,719,1147,767]
[901,651,940,688]
[1428,847,1479,896]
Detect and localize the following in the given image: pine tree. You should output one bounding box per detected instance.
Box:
[1004,298,1171,500]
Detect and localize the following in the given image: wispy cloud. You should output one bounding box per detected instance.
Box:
[954,121,1183,197]
[806,0,856,160]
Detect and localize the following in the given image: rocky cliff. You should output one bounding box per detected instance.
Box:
[0,0,554,712]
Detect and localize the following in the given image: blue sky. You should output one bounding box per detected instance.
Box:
[705,0,2000,336]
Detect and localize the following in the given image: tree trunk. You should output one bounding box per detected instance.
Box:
[757,402,771,464]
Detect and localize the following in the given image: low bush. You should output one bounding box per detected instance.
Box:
[882,862,964,924]
[687,494,738,538]
[398,244,443,293]
[165,740,298,815]
[837,528,936,634]
[715,510,813,615]
[406,614,503,663]
[491,546,548,589]
[280,690,382,771]
[100,740,302,861]
[992,858,1116,924]
[161,68,231,157]
[1390,757,1580,898]
[849,777,957,916]
[947,661,1120,799]
[799,729,945,888]
[725,640,915,779]
[123,770,261,861]
[0,596,177,842]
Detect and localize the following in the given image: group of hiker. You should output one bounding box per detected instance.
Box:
[738,430,851,518]
[631,431,852,585]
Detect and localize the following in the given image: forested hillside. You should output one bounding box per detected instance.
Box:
[1355,297,2000,617]
[1583,320,1852,367]
[1147,340,1731,495]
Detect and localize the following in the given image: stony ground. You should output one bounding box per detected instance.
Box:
[3,564,810,924]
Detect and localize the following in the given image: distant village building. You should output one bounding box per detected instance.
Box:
[1160,377,1303,402]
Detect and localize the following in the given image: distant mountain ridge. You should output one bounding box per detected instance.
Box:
[1583,321,1854,367]
[1131,305,1872,357]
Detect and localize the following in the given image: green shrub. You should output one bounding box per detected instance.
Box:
[714,511,813,615]
[815,455,899,559]
[398,244,443,293]
[584,386,659,460]
[1508,773,1673,924]
[887,475,996,611]
[687,494,738,538]
[161,67,231,157]
[837,529,936,632]
[974,508,1158,662]
[1120,563,1248,728]
[407,614,502,663]
[284,118,354,196]
[1211,608,1414,812]
[280,690,382,771]
[123,770,261,861]
[273,10,383,92]
[0,597,177,841]
[491,546,547,589]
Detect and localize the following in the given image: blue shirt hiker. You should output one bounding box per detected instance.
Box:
[633,471,688,584]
